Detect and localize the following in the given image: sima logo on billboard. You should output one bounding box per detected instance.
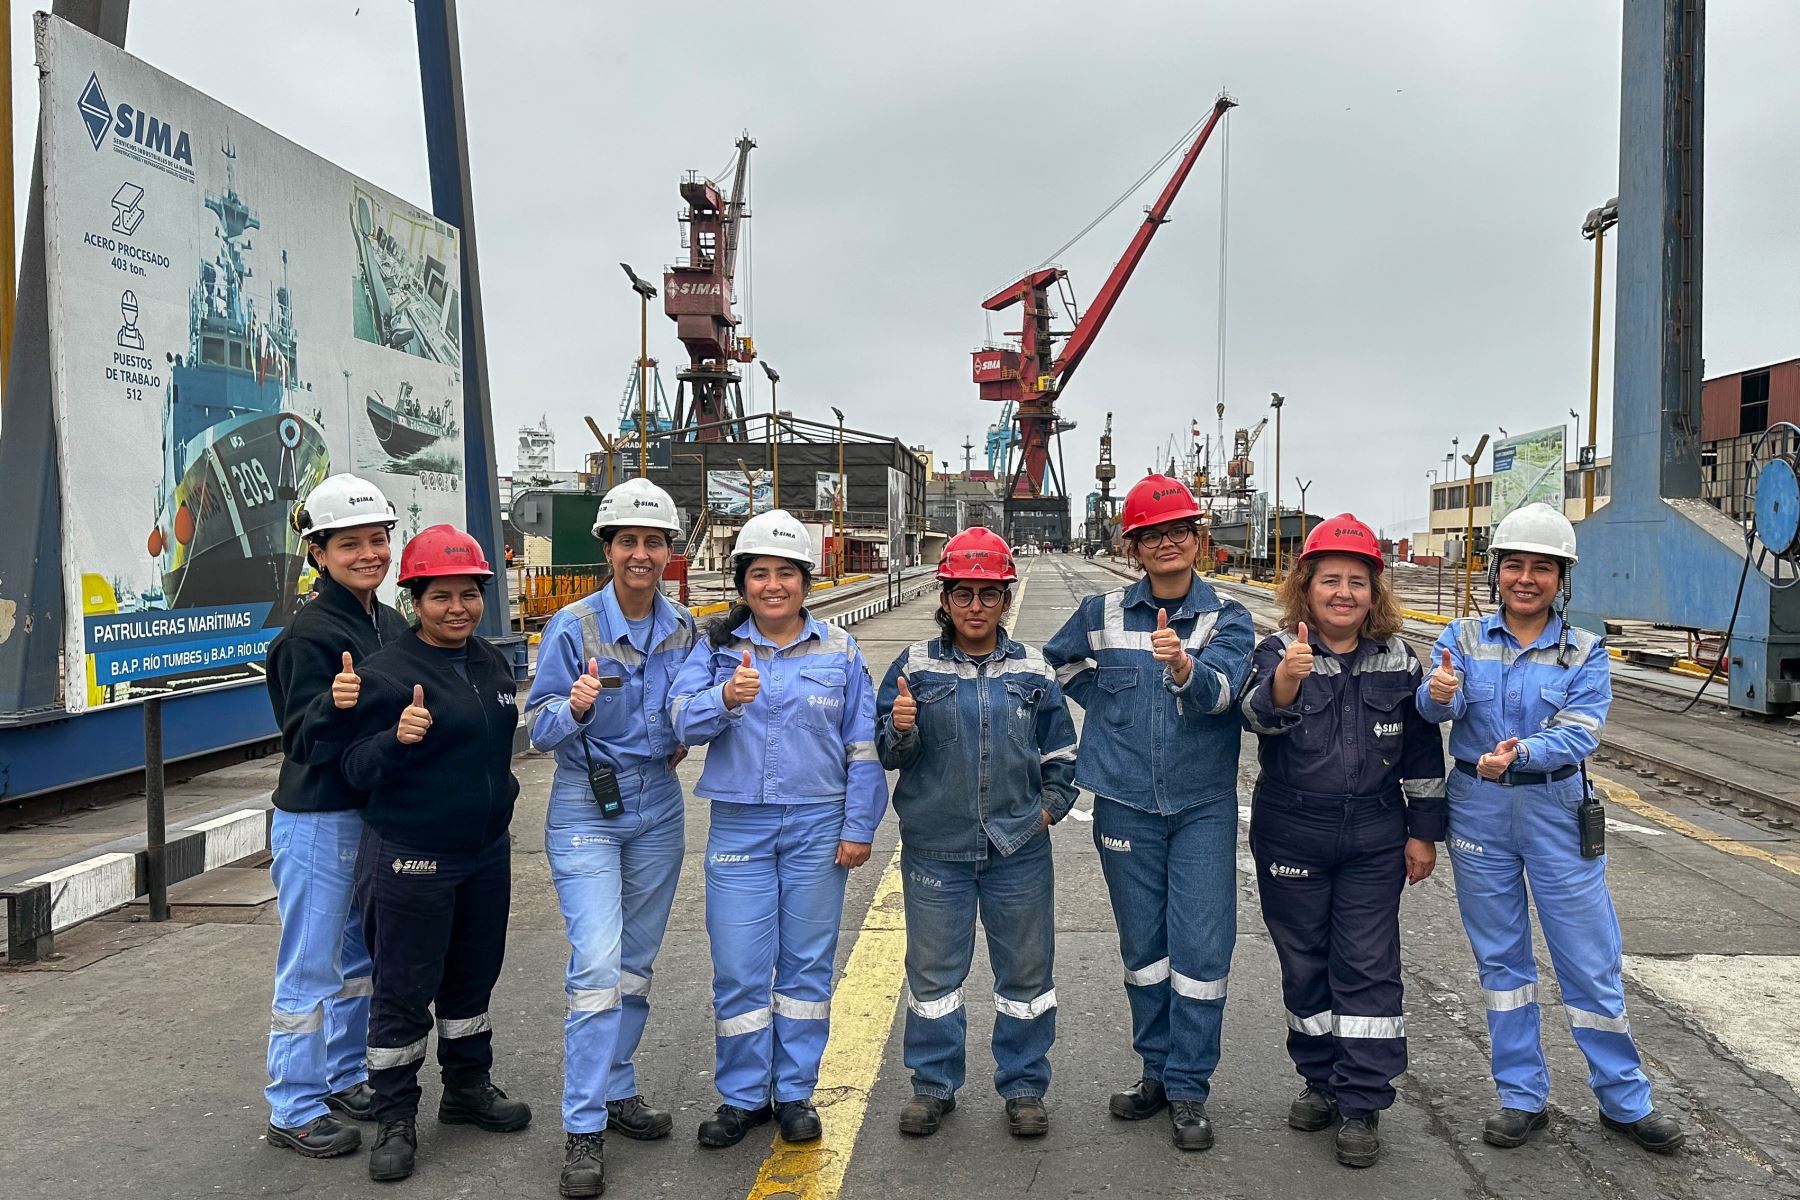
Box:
[78,72,192,166]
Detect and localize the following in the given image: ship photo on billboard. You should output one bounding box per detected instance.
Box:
[349,184,461,372]
[147,136,328,636]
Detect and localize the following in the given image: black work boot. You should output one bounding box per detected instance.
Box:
[1600,1109,1685,1155]
[1109,1077,1168,1121]
[1006,1096,1049,1138]
[776,1099,822,1143]
[266,1113,361,1158]
[324,1082,378,1122]
[1482,1107,1549,1148]
[605,1095,673,1141]
[1170,1100,1215,1151]
[1335,1113,1380,1167]
[438,1079,533,1132]
[898,1094,955,1137]
[559,1131,605,1199]
[368,1117,417,1182]
[697,1103,773,1148]
[1288,1085,1338,1132]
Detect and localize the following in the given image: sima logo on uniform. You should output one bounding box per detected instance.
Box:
[78,73,193,166]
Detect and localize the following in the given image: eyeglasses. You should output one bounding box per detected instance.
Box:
[1136,524,1196,549]
[947,587,1007,609]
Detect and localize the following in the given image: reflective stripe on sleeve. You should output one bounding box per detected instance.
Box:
[845,741,879,764]
[1055,658,1094,685]
[1402,778,1446,800]
[1205,669,1233,714]
[906,987,964,1019]
[1040,746,1077,765]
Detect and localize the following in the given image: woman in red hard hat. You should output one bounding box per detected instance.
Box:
[875,528,1079,1140]
[1042,475,1256,1153]
[1239,514,1444,1168]
[340,526,531,1182]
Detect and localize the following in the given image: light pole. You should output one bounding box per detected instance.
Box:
[1295,477,1312,552]
[736,457,765,518]
[831,406,846,583]
[1461,433,1490,617]
[620,263,658,477]
[1581,198,1618,516]
[1569,407,1582,483]
[1270,393,1285,579]
[760,361,780,506]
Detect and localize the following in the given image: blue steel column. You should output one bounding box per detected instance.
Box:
[414,0,508,640]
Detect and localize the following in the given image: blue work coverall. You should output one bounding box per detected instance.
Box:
[875,634,1080,1103]
[671,615,889,1110]
[1042,575,1256,1104]
[1241,630,1446,1118]
[523,584,696,1135]
[1417,613,1655,1124]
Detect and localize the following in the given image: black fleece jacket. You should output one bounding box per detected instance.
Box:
[341,630,520,855]
[265,573,409,813]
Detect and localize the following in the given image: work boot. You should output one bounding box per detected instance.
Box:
[558,1131,605,1199]
[1006,1096,1049,1138]
[1482,1107,1549,1149]
[1288,1085,1338,1132]
[897,1094,955,1137]
[367,1117,417,1182]
[324,1082,378,1122]
[776,1099,823,1143]
[1600,1110,1685,1155]
[438,1079,533,1132]
[605,1095,673,1141]
[1335,1113,1380,1168]
[266,1113,361,1158]
[1170,1100,1215,1152]
[697,1103,773,1148]
[1108,1077,1168,1121]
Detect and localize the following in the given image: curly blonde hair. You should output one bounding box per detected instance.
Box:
[1276,554,1403,641]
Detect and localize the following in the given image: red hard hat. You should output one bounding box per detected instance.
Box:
[1121,474,1204,536]
[1298,513,1384,573]
[938,527,1017,582]
[398,524,494,584]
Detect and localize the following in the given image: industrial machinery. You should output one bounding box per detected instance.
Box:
[1088,411,1118,547]
[985,400,1020,476]
[616,358,674,442]
[665,134,756,441]
[1569,0,1800,716]
[972,95,1235,546]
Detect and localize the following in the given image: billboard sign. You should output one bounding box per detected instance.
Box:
[1489,425,1567,532]
[706,470,774,516]
[40,17,467,712]
[815,471,841,512]
[887,467,906,569]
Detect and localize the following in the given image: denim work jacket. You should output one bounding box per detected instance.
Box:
[875,634,1079,861]
[1042,574,1255,815]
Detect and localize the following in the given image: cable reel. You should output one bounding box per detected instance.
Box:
[1743,420,1800,589]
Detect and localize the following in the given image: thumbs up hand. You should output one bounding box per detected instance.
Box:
[396,684,432,744]
[724,651,762,709]
[1477,737,1521,781]
[1280,622,1315,684]
[1152,607,1192,685]
[332,651,361,710]
[1428,647,1461,705]
[891,676,918,732]
[569,657,602,716]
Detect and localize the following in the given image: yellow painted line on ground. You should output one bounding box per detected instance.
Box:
[1595,776,1800,878]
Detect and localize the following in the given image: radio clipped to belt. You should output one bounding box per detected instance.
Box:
[582,738,624,818]
[1577,761,1605,859]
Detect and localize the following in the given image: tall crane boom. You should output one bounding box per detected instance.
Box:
[665,134,756,441]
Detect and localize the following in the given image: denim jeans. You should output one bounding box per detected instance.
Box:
[1092,793,1237,1103]
[265,808,373,1128]
[901,833,1056,1100]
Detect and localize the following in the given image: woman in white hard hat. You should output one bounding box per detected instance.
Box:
[670,510,889,1149]
[262,474,406,1160]
[1416,502,1683,1155]
[521,479,696,1199]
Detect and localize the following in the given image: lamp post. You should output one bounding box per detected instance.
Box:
[760,361,780,506]
[1270,393,1285,579]
[1581,198,1618,516]
[620,263,658,477]
[1569,407,1582,486]
[1295,477,1312,552]
[1461,434,1490,617]
[831,406,846,583]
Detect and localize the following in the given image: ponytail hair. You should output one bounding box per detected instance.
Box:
[707,555,813,646]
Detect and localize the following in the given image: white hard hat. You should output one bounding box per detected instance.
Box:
[592,478,682,538]
[732,509,815,568]
[293,473,395,537]
[1491,502,1577,565]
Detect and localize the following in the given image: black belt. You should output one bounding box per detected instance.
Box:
[1255,779,1400,806]
[1454,759,1577,788]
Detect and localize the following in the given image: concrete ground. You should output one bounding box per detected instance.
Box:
[5,554,1800,1199]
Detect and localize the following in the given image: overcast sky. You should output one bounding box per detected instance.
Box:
[10,1,1799,537]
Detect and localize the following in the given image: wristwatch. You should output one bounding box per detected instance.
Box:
[1514,741,1531,768]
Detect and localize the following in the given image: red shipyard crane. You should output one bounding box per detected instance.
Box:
[665,134,756,441]
[972,95,1235,545]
